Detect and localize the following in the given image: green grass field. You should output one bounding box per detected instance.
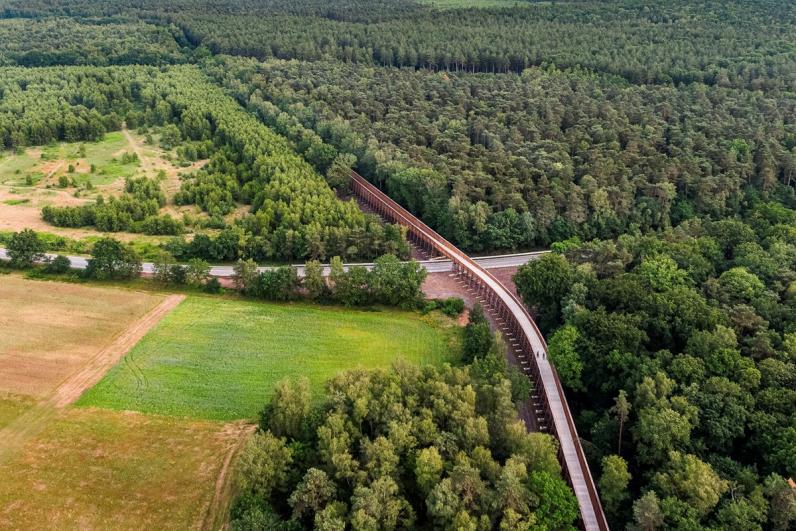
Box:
[78,296,461,420]
[0,131,139,188]
[0,149,38,185]
[41,131,140,185]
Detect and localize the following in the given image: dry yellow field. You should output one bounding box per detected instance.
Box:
[0,276,164,398]
[0,277,247,529]
[0,407,248,531]
[0,393,35,431]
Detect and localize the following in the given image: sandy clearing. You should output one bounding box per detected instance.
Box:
[39,160,63,181]
[122,128,143,160]
[122,128,207,200]
[0,191,148,242]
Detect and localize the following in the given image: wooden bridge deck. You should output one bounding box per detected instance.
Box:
[349,171,608,531]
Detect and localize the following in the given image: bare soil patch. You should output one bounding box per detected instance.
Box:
[423,271,479,306]
[489,265,520,296]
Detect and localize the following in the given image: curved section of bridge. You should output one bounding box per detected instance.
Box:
[350,171,608,531]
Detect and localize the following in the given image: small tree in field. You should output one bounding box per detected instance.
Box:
[7,229,45,268]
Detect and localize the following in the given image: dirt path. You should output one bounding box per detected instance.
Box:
[122,127,144,161]
[0,294,185,463]
[43,160,63,180]
[200,423,256,531]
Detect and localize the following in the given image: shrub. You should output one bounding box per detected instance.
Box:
[463,304,493,363]
[44,254,71,274]
[203,276,222,293]
[257,267,300,301]
[440,297,465,317]
[169,264,187,284]
[421,300,439,314]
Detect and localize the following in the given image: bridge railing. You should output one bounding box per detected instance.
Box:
[349,171,608,531]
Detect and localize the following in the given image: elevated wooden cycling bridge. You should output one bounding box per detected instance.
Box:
[350,171,608,531]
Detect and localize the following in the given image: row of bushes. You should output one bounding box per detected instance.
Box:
[233,254,428,309]
[3,230,459,313]
[3,230,472,319]
[1,229,142,280]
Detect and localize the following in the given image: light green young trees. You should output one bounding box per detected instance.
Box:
[599,455,631,519]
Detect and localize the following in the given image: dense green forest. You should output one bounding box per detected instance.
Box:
[179,3,796,90]
[0,18,186,66]
[514,202,796,528]
[206,56,796,252]
[0,0,795,528]
[232,360,577,529]
[4,0,793,89]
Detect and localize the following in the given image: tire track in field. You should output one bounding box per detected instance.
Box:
[199,423,256,531]
[0,294,185,463]
[125,351,148,394]
[52,294,183,407]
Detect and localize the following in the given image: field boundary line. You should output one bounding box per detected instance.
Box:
[52,294,185,407]
[0,294,184,462]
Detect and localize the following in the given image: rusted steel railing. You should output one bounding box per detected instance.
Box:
[350,171,608,531]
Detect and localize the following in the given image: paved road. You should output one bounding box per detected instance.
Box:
[0,248,546,277]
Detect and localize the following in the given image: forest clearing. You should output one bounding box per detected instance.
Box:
[0,130,204,242]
